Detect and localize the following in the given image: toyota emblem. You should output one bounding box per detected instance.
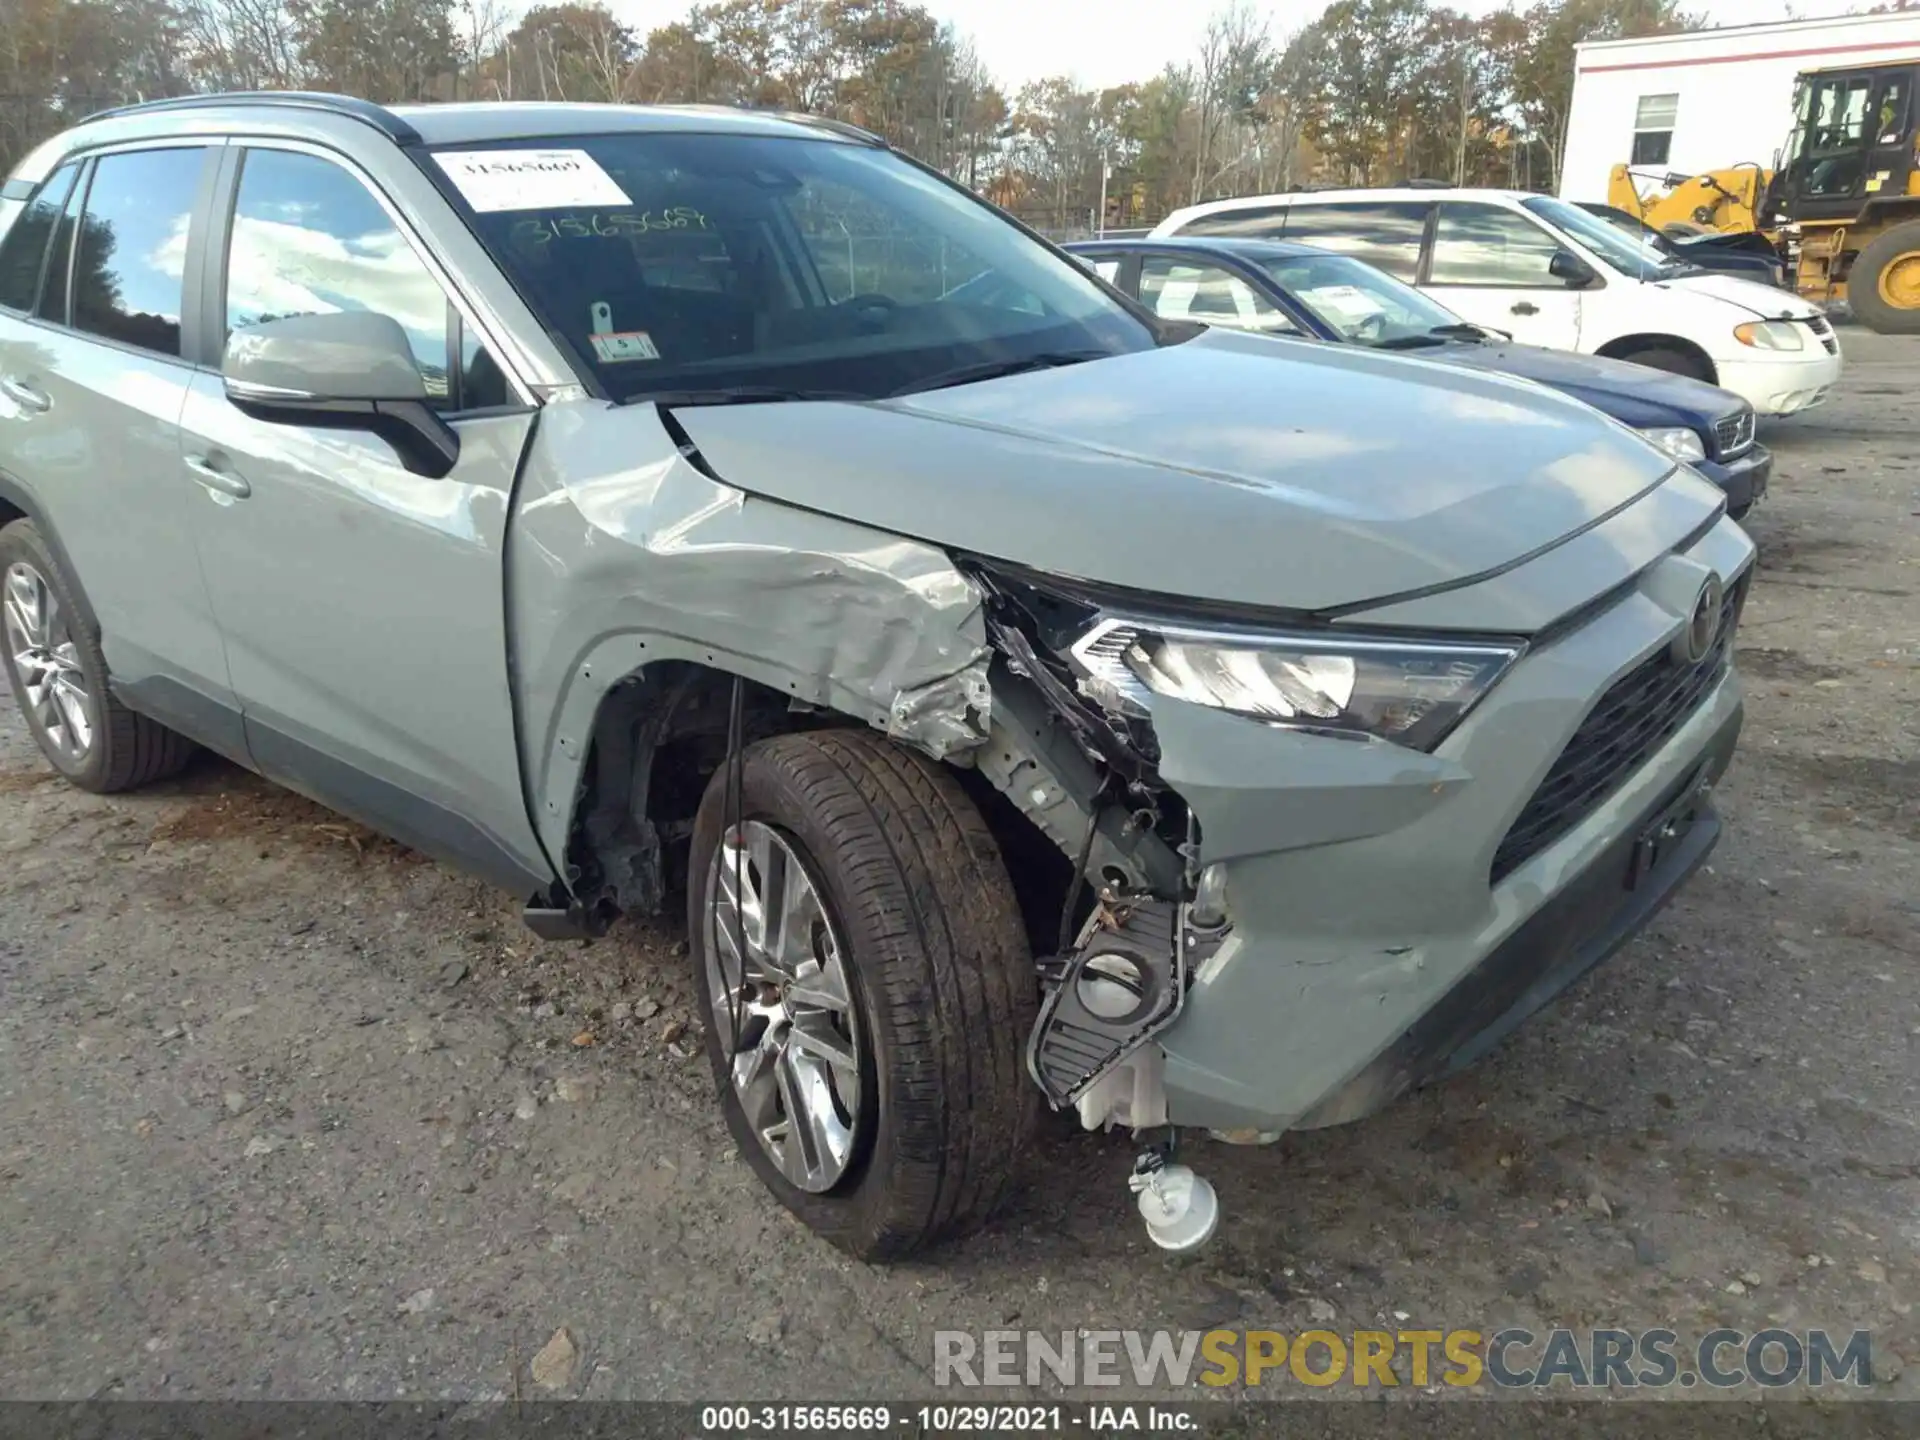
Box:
[1674,573,1725,665]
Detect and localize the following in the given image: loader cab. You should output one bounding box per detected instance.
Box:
[1767,63,1917,222]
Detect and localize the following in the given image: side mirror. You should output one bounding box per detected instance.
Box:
[223,312,459,479]
[1549,249,1598,288]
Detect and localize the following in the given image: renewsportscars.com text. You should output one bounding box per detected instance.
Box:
[934,1327,1874,1390]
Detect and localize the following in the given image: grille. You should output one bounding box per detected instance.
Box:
[1802,314,1839,354]
[1712,409,1755,459]
[1490,578,1745,884]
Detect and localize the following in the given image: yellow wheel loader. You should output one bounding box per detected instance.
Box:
[1605,59,1920,334]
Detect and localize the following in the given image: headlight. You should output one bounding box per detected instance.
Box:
[1734,320,1804,351]
[1071,619,1521,752]
[1640,425,1707,462]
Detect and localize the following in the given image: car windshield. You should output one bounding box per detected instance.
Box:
[1521,195,1679,280]
[426,132,1157,402]
[1582,204,1686,257]
[1256,250,1467,346]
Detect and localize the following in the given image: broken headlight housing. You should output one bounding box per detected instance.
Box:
[1069,618,1522,753]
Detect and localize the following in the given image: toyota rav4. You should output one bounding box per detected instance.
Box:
[0,95,1750,1258]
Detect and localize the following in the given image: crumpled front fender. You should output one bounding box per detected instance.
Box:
[508,400,992,868]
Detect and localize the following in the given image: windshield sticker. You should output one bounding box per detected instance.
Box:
[590,330,661,364]
[1301,284,1385,322]
[433,149,632,213]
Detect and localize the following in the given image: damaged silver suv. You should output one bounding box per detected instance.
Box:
[0,95,1750,1258]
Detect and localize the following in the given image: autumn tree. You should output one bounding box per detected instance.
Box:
[287,0,458,102]
[0,0,1723,230]
[1504,0,1701,189]
[490,2,638,101]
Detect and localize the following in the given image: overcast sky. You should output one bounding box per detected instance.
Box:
[602,0,1858,94]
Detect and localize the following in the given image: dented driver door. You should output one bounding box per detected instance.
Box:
[178,142,554,893]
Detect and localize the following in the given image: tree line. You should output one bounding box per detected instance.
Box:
[2,0,1697,230]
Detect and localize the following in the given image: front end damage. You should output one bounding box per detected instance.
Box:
[963,504,1754,1146]
[516,396,1753,1216]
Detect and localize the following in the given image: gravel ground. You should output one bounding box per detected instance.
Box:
[1,332,1916,1405]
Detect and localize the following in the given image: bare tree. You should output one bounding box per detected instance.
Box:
[181,0,301,89]
[455,0,510,98]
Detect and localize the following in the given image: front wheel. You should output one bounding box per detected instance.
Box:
[688,728,1037,1260]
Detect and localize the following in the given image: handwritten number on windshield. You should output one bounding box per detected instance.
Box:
[510,208,710,246]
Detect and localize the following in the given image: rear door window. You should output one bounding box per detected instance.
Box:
[1138,257,1297,334]
[1178,204,1288,240]
[72,147,210,358]
[0,163,80,313]
[1280,202,1430,280]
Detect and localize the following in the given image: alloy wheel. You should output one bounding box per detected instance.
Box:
[3,561,93,762]
[704,820,866,1193]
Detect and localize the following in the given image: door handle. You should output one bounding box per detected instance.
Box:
[184,452,252,500]
[0,377,50,413]
[1510,301,1540,316]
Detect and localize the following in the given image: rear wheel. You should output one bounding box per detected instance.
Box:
[1850,220,1920,336]
[0,519,194,792]
[688,728,1037,1260]
[1621,344,1713,383]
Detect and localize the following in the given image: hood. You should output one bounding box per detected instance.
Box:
[1677,230,1779,260]
[1423,340,1738,429]
[671,327,1679,615]
[1663,270,1821,319]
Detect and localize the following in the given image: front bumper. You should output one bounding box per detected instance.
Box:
[1697,443,1771,517]
[1714,345,1842,417]
[1147,517,1754,1133]
[1293,703,1738,1127]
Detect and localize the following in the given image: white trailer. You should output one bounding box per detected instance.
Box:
[1560,10,1920,205]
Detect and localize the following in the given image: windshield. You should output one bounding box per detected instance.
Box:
[1584,204,1683,258]
[1257,250,1465,345]
[426,133,1156,401]
[1521,195,1678,280]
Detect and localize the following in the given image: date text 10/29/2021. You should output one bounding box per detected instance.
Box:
[700,1407,1198,1433]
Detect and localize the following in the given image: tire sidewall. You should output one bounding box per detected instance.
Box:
[0,521,111,789]
[687,746,909,1245]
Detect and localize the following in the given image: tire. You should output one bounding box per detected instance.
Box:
[0,519,195,793]
[687,727,1037,1260]
[1849,219,1920,336]
[1621,344,1713,383]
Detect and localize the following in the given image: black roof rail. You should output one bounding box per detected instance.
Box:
[83,91,422,146]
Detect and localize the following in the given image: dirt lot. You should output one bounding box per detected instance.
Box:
[2,333,1917,1405]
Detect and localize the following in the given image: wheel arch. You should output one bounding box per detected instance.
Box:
[557,654,813,922]
[0,468,99,632]
[1593,333,1719,384]
[549,644,1170,963]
